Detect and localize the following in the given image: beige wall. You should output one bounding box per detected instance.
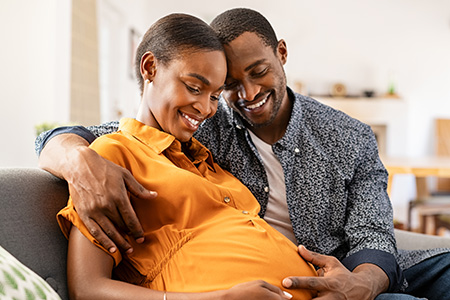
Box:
[70,0,100,125]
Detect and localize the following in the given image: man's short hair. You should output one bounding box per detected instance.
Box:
[210,8,279,53]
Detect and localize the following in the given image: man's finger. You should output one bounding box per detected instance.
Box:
[282,276,325,291]
[124,170,157,200]
[297,245,331,268]
[117,195,145,243]
[113,177,146,243]
[82,218,120,253]
[95,215,134,253]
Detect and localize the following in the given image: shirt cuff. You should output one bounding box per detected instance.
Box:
[342,249,404,292]
[36,126,97,156]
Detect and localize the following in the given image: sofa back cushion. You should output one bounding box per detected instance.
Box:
[0,168,69,300]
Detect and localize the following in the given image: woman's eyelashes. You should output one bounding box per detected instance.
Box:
[185,83,200,94]
[185,83,220,102]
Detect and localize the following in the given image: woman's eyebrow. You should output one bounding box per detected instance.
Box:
[187,73,210,85]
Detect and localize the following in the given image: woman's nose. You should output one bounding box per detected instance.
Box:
[192,96,213,116]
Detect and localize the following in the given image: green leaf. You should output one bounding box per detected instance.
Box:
[11,265,26,281]
[0,281,6,295]
[3,269,18,289]
[33,281,47,299]
[25,287,36,300]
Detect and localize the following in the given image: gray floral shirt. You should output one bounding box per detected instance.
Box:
[35,88,448,292]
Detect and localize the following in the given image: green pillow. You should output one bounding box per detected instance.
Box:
[0,246,61,300]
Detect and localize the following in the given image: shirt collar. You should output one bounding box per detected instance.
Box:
[119,118,215,167]
[119,118,176,154]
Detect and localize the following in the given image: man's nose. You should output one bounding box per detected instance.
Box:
[238,82,259,101]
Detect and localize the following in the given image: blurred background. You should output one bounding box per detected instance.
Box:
[1,0,450,229]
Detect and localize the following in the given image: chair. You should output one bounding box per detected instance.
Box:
[408,119,450,234]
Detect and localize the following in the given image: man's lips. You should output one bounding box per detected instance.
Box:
[241,93,269,111]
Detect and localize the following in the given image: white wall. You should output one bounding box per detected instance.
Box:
[0,0,71,167]
[113,0,450,159]
[1,0,450,224]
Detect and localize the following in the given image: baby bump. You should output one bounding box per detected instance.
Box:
[151,213,317,299]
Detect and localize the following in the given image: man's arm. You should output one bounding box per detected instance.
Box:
[37,127,156,253]
[284,125,401,299]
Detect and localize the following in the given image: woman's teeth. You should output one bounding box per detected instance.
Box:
[246,96,268,110]
[182,113,200,126]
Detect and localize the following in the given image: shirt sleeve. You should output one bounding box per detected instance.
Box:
[342,249,404,292]
[34,121,120,156]
[343,127,404,292]
[56,133,128,267]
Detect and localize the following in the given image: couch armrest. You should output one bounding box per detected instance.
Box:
[394,228,450,250]
[0,168,69,300]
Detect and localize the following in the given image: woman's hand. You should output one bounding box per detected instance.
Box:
[225,280,293,300]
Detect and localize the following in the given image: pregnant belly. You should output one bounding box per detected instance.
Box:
[151,212,317,299]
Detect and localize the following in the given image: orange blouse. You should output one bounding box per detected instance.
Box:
[58,118,316,299]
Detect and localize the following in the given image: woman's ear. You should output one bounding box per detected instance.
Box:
[140,51,157,82]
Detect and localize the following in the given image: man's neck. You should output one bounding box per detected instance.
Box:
[246,92,293,145]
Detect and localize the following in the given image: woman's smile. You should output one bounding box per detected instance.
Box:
[180,111,202,131]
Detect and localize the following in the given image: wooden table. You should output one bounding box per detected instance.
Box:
[381,156,450,234]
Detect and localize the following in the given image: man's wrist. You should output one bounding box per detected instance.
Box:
[353,263,389,297]
[64,144,95,183]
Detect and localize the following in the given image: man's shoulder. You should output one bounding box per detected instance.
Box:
[294,93,371,134]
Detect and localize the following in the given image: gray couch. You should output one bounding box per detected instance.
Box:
[1,167,450,300]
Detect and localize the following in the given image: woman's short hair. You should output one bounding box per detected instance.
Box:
[135,13,224,92]
[210,8,278,53]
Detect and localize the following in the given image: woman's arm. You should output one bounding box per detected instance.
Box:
[67,226,292,300]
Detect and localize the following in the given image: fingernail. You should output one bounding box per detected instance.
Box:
[282,278,292,288]
[283,291,293,299]
[136,237,145,244]
[126,247,134,254]
[108,247,117,253]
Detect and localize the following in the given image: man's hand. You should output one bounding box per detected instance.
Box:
[282,246,389,300]
[39,134,157,253]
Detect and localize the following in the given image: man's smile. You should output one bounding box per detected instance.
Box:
[241,93,270,111]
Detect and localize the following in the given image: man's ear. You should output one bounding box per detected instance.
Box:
[277,39,288,65]
[140,51,157,81]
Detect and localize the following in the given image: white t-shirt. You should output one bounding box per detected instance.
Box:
[248,130,297,244]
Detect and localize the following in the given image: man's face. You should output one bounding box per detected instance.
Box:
[222,32,288,128]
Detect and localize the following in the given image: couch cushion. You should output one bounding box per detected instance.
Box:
[0,168,69,300]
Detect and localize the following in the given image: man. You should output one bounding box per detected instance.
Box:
[36,8,449,299]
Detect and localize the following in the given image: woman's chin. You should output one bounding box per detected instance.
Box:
[176,133,194,143]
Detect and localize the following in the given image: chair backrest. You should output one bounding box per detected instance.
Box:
[0,168,69,300]
[436,119,450,192]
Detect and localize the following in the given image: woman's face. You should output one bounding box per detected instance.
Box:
[139,50,226,142]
